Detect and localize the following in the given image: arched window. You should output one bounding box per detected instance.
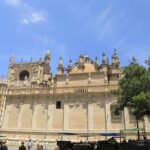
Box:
[19,70,30,81]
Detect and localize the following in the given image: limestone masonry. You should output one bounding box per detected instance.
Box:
[0,49,149,141]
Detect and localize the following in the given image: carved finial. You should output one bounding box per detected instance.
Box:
[68,59,72,72]
[113,48,117,57]
[102,52,107,65]
[44,49,50,64]
[59,56,62,65]
[57,56,64,75]
[95,56,98,64]
[10,54,14,65]
[69,58,72,65]
[112,48,120,67]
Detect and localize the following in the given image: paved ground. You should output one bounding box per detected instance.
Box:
[8,143,57,150]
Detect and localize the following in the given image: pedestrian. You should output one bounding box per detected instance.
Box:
[0,141,2,150]
[40,145,43,150]
[27,139,33,150]
[1,141,7,150]
[19,141,26,150]
[43,141,48,150]
[36,144,41,150]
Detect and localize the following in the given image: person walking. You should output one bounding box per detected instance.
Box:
[36,144,42,150]
[1,141,7,150]
[27,139,33,150]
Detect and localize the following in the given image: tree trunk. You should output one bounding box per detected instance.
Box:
[142,117,146,139]
[136,119,140,140]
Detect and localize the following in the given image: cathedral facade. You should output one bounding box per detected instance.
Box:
[0,50,149,141]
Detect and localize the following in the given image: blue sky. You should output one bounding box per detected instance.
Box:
[0,0,150,76]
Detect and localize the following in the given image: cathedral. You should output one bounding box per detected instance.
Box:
[0,49,149,141]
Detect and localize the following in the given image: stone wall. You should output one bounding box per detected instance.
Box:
[2,92,149,141]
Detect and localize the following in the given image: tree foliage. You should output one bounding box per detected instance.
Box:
[118,58,150,120]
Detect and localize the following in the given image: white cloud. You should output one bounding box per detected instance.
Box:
[4,0,22,7]
[3,0,47,25]
[20,11,47,24]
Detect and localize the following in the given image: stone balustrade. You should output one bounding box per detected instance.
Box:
[7,85,118,95]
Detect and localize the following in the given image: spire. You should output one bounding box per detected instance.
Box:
[9,54,14,65]
[102,52,107,65]
[57,56,64,75]
[95,56,99,71]
[112,48,120,67]
[68,58,72,72]
[59,56,63,66]
[95,56,98,65]
[44,49,50,64]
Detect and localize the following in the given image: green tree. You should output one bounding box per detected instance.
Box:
[117,57,150,139]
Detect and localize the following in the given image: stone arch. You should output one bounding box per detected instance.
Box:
[19,70,30,81]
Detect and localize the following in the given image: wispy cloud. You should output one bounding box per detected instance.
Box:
[2,0,47,25]
[82,4,128,41]
[20,11,47,24]
[4,0,22,7]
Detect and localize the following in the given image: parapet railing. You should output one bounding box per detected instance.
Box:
[7,84,118,95]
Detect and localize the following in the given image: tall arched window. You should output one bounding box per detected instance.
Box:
[19,70,30,81]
